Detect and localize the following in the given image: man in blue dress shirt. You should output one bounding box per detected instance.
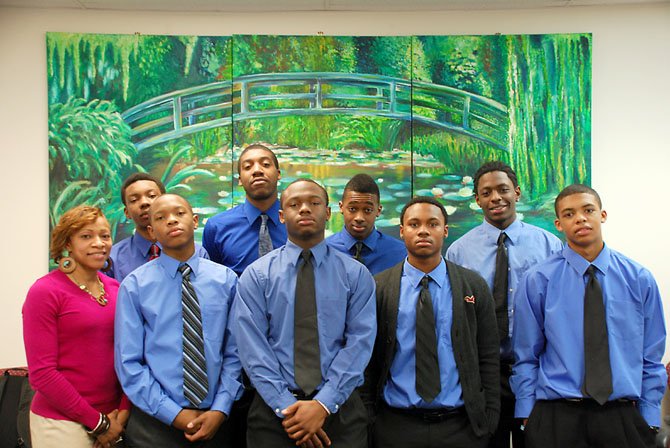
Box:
[511,184,666,448]
[202,144,287,276]
[201,144,287,447]
[366,196,500,448]
[234,178,376,448]
[326,173,406,275]
[447,161,562,448]
[109,173,209,282]
[115,194,242,447]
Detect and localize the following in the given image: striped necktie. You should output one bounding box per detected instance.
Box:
[178,263,209,407]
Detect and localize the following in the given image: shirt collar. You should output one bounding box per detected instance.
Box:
[403,257,447,289]
[481,218,522,246]
[563,243,611,276]
[157,251,202,279]
[340,227,380,251]
[285,239,328,268]
[243,198,281,226]
[132,232,155,258]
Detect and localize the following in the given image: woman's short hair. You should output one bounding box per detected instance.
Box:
[50,205,108,263]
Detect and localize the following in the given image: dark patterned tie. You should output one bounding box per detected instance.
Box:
[493,232,509,341]
[148,243,161,261]
[415,275,441,402]
[294,250,321,394]
[582,265,612,405]
[178,263,209,406]
[258,213,273,257]
[352,241,364,263]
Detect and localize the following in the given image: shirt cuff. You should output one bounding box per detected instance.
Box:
[156,398,184,427]
[514,397,536,419]
[638,403,661,427]
[315,399,331,415]
[211,391,235,417]
[314,384,344,415]
[272,389,298,418]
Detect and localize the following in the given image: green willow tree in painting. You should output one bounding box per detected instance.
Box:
[413,34,591,202]
[47,33,232,236]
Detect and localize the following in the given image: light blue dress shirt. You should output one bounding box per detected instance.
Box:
[511,245,667,426]
[202,199,287,276]
[109,232,209,282]
[383,259,464,409]
[446,219,562,359]
[326,227,407,275]
[114,253,242,425]
[233,240,377,417]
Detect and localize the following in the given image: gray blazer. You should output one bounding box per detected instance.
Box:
[363,259,500,437]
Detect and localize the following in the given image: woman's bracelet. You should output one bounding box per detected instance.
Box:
[86,413,111,437]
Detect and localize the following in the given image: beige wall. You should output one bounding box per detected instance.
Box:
[0,4,669,366]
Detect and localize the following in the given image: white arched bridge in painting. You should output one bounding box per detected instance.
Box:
[121,72,509,151]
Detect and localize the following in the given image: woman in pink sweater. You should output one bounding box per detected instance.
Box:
[23,205,129,448]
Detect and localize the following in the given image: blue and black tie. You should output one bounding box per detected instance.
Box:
[179,263,209,406]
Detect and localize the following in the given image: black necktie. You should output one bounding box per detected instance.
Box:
[415,275,441,402]
[582,265,612,405]
[353,241,364,263]
[178,264,209,407]
[294,250,321,394]
[258,214,273,257]
[493,232,509,342]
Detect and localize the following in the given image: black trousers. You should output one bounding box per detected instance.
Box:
[488,363,524,448]
[525,400,656,448]
[373,404,489,448]
[246,390,368,448]
[124,405,235,448]
[227,387,253,448]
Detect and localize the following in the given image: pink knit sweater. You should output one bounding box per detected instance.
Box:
[23,270,129,429]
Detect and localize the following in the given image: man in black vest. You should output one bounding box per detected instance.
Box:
[364,196,500,448]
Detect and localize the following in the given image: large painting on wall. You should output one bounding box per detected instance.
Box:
[47,32,591,255]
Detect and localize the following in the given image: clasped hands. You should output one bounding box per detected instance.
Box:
[282,400,332,447]
[173,409,226,442]
[93,409,128,448]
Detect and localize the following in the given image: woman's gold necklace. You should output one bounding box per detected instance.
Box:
[68,273,108,306]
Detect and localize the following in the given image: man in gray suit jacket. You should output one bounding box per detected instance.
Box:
[364,196,500,448]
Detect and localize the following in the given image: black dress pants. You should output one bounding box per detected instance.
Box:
[524,399,656,448]
[124,405,235,448]
[373,404,489,448]
[246,390,368,448]
[488,362,524,448]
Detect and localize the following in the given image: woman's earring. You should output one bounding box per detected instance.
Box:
[58,252,76,274]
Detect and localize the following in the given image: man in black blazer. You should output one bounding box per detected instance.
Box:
[363,196,500,448]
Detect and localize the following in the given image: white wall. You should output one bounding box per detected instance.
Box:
[0,4,668,366]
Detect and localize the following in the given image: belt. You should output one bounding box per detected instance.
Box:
[554,398,635,406]
[290,390,318,400]
[383,403,465,423]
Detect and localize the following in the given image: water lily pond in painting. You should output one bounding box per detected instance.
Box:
[127,146,560,247]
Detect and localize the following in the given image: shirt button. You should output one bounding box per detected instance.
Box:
[335,405,339,410]
[275,408,280,414]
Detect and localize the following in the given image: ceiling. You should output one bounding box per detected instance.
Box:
[0,0,666,12]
